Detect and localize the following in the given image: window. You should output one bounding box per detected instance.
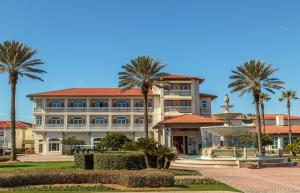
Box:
[72,117,84,124]
[201,101,208,109]
[283,137,289,148]
[36,116,42,125]
[74,101,85,108]
[49,118,62,125]
[116,117,127,124]
[116,101,127,107]
[51,101,62,108]
[0,131,4,136]
[165,101,174,107]
[135,117,144,124]
[271,137,278,149]
[48,138,60,152]
[135,101,143,107]
[180,101,189,106]
[94,101,107,107]
[180,84,190,90]
[95,117,106,124]
[35,99,43,108]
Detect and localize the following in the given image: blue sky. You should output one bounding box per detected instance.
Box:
[0,0,300,122]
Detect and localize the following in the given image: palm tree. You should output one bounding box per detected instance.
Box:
[259,93,271,134]
[119,56,168,138]
[153,144,171,169]
[228,60,284,156]
[0,41,46,161]
[136,137,157,168]
[279,90,299,145]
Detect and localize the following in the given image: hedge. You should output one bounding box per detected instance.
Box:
[74,153,94,169]
[94,151,146,170]
[0,156,10,162]
[0,169,175,188]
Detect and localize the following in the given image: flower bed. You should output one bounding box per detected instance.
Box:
[0,169,175,188]
[0,156,10,162]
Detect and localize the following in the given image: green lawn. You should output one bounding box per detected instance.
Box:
[0,161,74,172]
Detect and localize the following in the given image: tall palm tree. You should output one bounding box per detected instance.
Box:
[279,90,299,145]
[0,41,46,161]
[228,60,284,156]
[118,56,168,138]
[259,93,271,134]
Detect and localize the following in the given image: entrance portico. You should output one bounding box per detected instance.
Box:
[154,114,224,155]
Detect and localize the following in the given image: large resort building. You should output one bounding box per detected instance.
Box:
[28,74,300,155]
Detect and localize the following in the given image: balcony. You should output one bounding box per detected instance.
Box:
[45,107,65,113]
[33,124,43,130]
[89,123,109,129]
[164,90,191,96]
[200,108,210,115]
[89,107,109,112]
[45,124,64,129]
[34,107,43,113]
[111,107,131,112]
[165,106,192,113]
[133,107,153,112]
[133,123,152,130]
[111,123,130,129]
[67,107,87,112]
[67,124,86,129]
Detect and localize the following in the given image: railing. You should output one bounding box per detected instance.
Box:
[133,107,153,112]
[164,90,191,96]
[45,107,65,112]
[111,123,130,129]
[67,124,86,129]
[89,107,109,112]
[67,107,87,112]
[45,124,64,129]
[89,123,109,129]
[34,107,43,112]
[133,123,152,130]
[164,106,192,113]
[33,124,43,130]
[111,107,131,112]
[200,108,210,115]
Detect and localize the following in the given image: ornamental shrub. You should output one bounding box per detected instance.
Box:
[74,153,94,169]
[0,169,174,188]
[94,151,145,170]
[0,156,10,162]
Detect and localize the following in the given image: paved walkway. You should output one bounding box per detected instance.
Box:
[17,155,74,162]
[173,166,300,193]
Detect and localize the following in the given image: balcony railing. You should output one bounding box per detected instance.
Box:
[133,107,153,112]
[45,124,64,129]
[33,124,43,130]
[111,123,130,129]
[89,107,109,112]
[200,108,210,115]
[133,123,152,130]
[111,107,131,112]
[45,107,65,112]
[67,124,86,129]
[164,106,192,113]
[67,107,87,112]
[164,90,191,96]
[34,107,43,113]
[89,123,109,129]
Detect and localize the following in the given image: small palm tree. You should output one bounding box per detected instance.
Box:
[135,137,157,168]
[259,93,271,134]
[119,56,168,138]
[0,41,46,160]
[279,90,299,145]
[229,60,284,156]
[153,144,171,169]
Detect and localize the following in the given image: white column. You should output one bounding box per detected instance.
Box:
[278,136,284,150]
[167,129,172,147]
[162,128,167,145]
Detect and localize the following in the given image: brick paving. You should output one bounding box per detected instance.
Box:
[173,166,300,193]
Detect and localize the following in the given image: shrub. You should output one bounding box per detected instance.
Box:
[14,184,113,192]
[0,169,174,188]
[0,156,10,162]
[74,153,94,169]
[98,133,131,151]
[94,151,145,170]
[245,161,259,169]
[175,178,224,185]
[16,148,26,154]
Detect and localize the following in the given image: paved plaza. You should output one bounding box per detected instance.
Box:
[17,155,74,162]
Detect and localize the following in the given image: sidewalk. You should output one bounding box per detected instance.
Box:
[17,154,74,162]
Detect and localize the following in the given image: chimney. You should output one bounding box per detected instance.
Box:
[276,116,285,126]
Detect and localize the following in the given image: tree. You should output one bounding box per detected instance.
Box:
[285,137,300,157]
[153,144,171,169]
[259,93,271,134]
[229,60,284,156]
[99,133,131,151]
[61,136,86,145]
[279,90,299,145]
[118,56,168,138]
[239,132,256,148]
[135,137,157,168]
[0,41,46,161]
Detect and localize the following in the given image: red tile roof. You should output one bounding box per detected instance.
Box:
[0,121,32,129]
[235,114,300,120]
[199,93,217,100]
[265,125,300,134]
[27,88,155,98]
[159,114,224,124]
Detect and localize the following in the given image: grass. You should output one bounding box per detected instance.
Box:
[0,161,74,172]
[166,169,200,176]
[186,184,240,191]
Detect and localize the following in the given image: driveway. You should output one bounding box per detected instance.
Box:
[17,154,74,162]
[173,166,300,193]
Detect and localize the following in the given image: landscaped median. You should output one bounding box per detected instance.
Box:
[0,169,175,188]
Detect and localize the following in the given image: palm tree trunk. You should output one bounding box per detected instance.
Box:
[287,100,292,144]
[143,92,149,138]
[144,153,151,168]
[261,103,266,134]
[254,93,263,157]
[10,79,17,161]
